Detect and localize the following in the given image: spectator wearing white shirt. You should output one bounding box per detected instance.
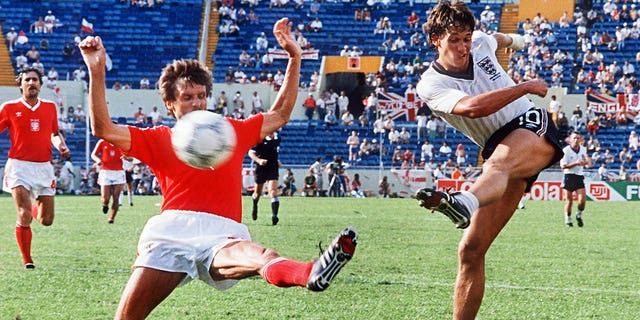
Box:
[439,142,452,157]
[340,45,350,56]
[256,32,268,51]
[337,91,349,118]
[5,27,17,52]
[623,60,635,76]
[148,106,163,125]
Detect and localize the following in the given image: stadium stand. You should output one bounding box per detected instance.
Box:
[1,0,638,176]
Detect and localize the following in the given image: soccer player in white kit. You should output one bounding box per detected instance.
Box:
[1,67,70,269]
[413,2,564,319]
[560,131,591,227]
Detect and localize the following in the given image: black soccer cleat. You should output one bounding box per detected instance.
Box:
[576,215,584,227]
[271,214,279,226]
[307,227,357,292]
[415,188,471,229]
[24,263,35,270]
[102,205,108,214]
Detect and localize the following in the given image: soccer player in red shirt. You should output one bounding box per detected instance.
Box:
[80,18,357,319]
[1,67,70,269]
[91,138,125,223]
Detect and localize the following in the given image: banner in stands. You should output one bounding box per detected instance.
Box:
[586,93,637,120]
[389,168,431,197]
[436,179,640,201]
[377,91,424,121]
[268,48,319,60]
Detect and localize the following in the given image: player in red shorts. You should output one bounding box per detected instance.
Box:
[1,66,70,269]
[91,138,126,223]
[80,18,357,319]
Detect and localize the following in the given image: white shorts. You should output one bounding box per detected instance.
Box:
[97,169,125,186]
[2,158,55,198]
[134,210,252,290]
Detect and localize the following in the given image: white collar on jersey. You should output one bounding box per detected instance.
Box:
[19,98,41,112]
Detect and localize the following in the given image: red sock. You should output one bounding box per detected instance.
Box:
[262,258,313,288]
[15,224,33,265]
[31,204,38,220]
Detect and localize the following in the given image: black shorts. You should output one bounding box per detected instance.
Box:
[255,165,279,184]
[125,171,133,183]
[482,108,564,192]
[563,173,585,192]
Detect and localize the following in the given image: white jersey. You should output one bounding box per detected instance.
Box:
[416,31,534,147]
[560,145,587,175]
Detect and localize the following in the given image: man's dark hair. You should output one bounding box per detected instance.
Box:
[16,66,44,87]
[424,0,475,48]
[158,59,212,103]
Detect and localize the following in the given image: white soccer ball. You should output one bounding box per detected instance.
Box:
[171,110,236,169]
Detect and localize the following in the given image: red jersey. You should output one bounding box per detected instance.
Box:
[94,139,124,170]
[0,98,59,162]
[125,113,263,222]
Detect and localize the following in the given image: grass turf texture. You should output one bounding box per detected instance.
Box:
[0,194,639,319]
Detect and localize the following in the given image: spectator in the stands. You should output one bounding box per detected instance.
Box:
[420,140,433,162]
[439,142,452,157]
[39,37,49,51]
[134,107,146,124]
[341,110,354,126]
[26,46,40,62]
[628,131,639,151]
[5,27,17,52]
[148,106,163,125]
[324,110,337,126]
[30,17,45,33]
[559,10,572,27]
[619,146,633,165]
[62,42,75,58]
[374,17,393,34]
[139,76,150,89]
[455,143,466,166]
[308,17,323,32]
[398,127,410,144]
[391,36,406,51]
[623,60,635,77]
[406,11,420,29]
[32,59,44,75]
[358,138,371,158]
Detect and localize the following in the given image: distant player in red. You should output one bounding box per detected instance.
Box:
[1,66,70,269]
[91,139,125,223]
[81,18,357,319]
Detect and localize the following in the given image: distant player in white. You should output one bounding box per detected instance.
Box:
[560,131,591,227]
[413,2,564,319]
[1,67,70,269]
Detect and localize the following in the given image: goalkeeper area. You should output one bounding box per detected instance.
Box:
[0,195,638,319]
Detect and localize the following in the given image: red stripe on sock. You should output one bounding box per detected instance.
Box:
[262,259,313,288]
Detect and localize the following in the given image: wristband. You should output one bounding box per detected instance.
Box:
[507,33,525,51]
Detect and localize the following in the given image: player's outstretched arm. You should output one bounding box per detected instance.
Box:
[261,18,302,138]
[452,80,548,118]
[79,36,132,151]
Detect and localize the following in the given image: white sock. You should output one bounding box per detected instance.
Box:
[565,214,572,223]
[455,191,479,217]
[576,210,582,218]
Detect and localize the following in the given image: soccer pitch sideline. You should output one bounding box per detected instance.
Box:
[0,195,638,319]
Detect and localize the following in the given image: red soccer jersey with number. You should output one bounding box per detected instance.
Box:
[94,139,124,170]
[0,98,59,162]
[125,113,263,222]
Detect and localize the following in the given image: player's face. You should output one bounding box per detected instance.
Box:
[433,28,472,72]
[20,71,41,100]
[569,133,581,149]
[168,79,208,119]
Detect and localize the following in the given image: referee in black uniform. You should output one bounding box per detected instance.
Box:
[249,133,281,225]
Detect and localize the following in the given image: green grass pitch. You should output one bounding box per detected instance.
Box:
[0,194,639,319]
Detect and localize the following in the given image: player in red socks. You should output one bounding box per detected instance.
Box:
[1,67,70,269]
[81,18,357,319]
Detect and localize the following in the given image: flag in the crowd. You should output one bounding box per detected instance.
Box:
[16,31,28,44]
[105,51,113,71]
[81,18,94,33]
